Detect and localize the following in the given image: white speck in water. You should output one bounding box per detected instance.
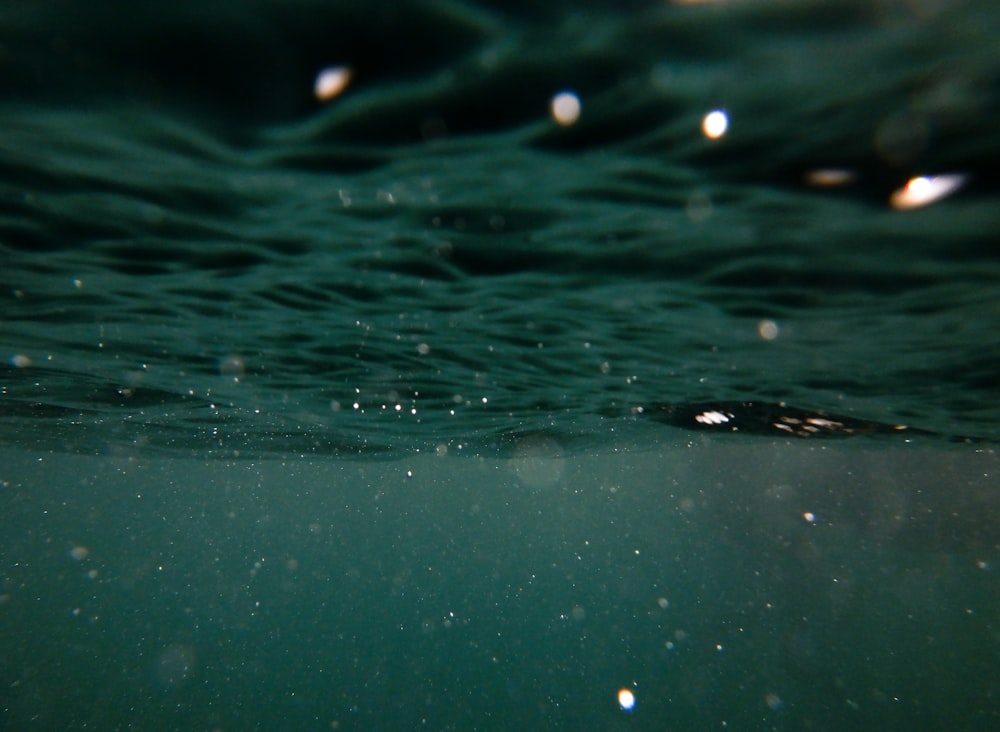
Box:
[551,91,581,126]
[618,688,636,711]
[314,66,352,101]
[702,109,728,139]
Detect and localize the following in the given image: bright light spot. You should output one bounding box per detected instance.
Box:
[889,174,966,210]
[803,512,816,523]
[314,66,352,102]
[757,320,780,341]
[10,353,32,368]
[551,92,581,126]
[695,410,732,425]
[702,109,728,139]
[804,169,856,187]
[618,688,636,711]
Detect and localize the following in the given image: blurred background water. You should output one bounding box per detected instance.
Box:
[1,1,998,729]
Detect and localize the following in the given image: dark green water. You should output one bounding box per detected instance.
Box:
[1,1,998,729]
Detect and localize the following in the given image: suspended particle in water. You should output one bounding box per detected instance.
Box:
[702,109,728,139]
[618,688,636,712]
[757,320,780,341]
[314,66,352,101]
[551,91,581,126]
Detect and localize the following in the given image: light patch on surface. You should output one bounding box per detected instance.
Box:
[804,169,856,187]
[701,109,728,139]
[695,410,732,425]
[551,91,581,126]
[314,66,352,101]
[890,174,966,210]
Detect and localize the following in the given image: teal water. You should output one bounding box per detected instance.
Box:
[2,445,997,730]
[1,1,999,729]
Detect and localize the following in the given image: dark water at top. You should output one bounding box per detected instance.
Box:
[1,1,999,730]
[2,0,999,457]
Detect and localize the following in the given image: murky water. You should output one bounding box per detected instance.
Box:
[2,1,998,729]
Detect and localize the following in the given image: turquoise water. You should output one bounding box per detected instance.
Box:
[1,1,999,729]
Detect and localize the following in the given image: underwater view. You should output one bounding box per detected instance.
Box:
[2,0,998,729]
